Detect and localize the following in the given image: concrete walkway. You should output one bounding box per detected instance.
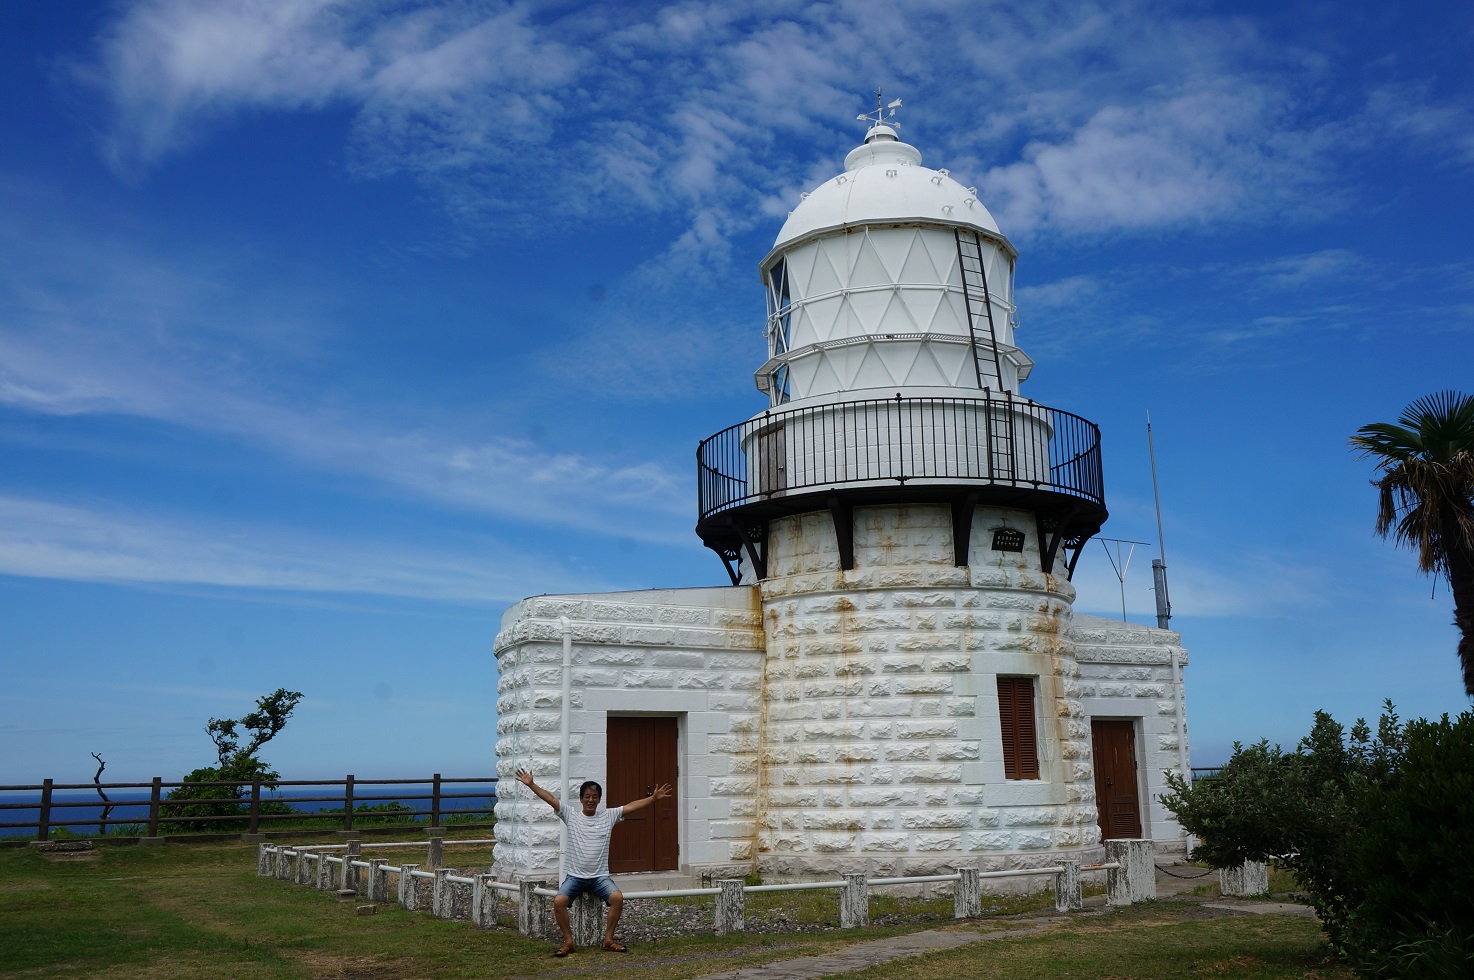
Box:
[691,919,1068,980]
[688,867,1312,980]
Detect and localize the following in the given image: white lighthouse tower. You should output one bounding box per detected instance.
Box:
[492,104,1189,886]
[692,105,1111,876]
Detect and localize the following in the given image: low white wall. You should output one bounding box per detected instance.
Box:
[491,587,764,879]
[1070,613,1190,848]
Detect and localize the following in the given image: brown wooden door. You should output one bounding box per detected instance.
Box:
[1091,719,1143,841]
[606,717,679,873]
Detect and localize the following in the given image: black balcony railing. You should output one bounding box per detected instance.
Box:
[695,392,1106,581]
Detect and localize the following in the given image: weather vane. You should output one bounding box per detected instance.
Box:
[857,89,902,130]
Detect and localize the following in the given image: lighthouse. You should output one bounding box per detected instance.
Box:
[492,105,1190,885]
[693,105,1112,877]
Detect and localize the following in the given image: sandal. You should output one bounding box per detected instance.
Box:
[553,943,575,958]
[602,940,629,953]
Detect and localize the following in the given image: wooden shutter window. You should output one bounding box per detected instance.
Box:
[997,676,1040,780]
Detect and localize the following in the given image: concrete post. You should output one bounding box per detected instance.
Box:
[716,879,746,935]
[343,841,361,893]
[1105,840,1156,906]
[953,868,981,919]
[518,880,549,939]
[840,873,868,929]
[472,874,499,928]
[257,844,274,877]
[296,850,315,886]
[400,864,422,911]
[1054,859,1083,912]
[427,835,443,870]
[432,869,452,919]
[571,893,604,945]
[316,854,333,892]
[367,859,387,903]
[276,849,293,881]
[1219,860,1269,897]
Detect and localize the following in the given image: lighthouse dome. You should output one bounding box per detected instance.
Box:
[755,122,1026,408]
[770,124,1003,255]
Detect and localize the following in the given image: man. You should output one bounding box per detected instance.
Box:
[515,768,672,956]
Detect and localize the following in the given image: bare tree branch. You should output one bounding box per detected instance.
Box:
[90,752,115,832]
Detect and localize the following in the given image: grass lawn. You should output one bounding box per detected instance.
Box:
[845,906,1350,979]
[0,841,1350,979]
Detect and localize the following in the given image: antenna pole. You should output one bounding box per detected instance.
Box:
[1147,412,1171,629]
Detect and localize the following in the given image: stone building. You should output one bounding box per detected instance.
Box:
[492,112,1191,886]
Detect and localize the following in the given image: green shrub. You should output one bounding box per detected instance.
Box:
[316,801,418,827]
[1343,712,1474,976]
[1160,704,1474,975]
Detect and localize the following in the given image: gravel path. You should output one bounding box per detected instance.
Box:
[612,897,950,944]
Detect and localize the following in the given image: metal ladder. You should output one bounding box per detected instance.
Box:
[954,229,1015,479]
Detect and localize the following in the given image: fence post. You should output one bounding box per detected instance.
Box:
[432,869,452,918]
[953,867,981,919]
[296,850,315,886]
[430,773,442,829]
[715,879,746,935]
[36,778,53,841]
[247,778,261,835]
[317,853,334,891]
[256,843,271,877]
[518,880,548,938]
[472,874,498,928]
[146,777,162,839]
[277,848,293,882]
[367,859,387,903]
[1105,840,1156,906]
[572,894,604,945]
[426,835,443,870]
[840,873,868,929]
[1219,860,1268,897]
[400,864,422,910]
[343,775,355,832]
[1054,859,1083,912]
[343,840,361,892]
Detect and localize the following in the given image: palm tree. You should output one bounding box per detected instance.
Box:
[1350,391,1474,697]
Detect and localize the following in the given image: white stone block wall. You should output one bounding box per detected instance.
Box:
[491,587,765,879]
[1070,613,1190,849]
[755,503,1099,877]
[490,529,1193,881]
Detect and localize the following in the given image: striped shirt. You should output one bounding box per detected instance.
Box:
[557,804,625,878]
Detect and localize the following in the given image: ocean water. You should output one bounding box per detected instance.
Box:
[0,782,498,838]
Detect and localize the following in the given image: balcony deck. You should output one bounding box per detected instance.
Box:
[695,392,1107,582]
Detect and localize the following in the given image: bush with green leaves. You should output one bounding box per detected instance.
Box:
[1161,703,1474,976]
[1343,712,1474,977]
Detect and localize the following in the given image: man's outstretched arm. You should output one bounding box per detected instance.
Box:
[516,769,561,813]
[620,782,672,816]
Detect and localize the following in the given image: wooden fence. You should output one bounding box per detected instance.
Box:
[0,775,498,841]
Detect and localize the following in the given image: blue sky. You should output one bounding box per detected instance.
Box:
[2,0,1472,786]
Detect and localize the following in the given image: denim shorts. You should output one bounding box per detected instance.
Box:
[557,875,619,903]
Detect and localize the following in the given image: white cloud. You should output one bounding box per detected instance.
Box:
[0,183,693,542]
[1016,275,1101,311]
[1366,83,1474,166]
[980,87,1324,235]
[1071,546,1332,620]
[0,316,692,540]
[0,494,592,604]
[1243,249,1363,290]
[82,0,1364,245]
[94,0,368,169]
